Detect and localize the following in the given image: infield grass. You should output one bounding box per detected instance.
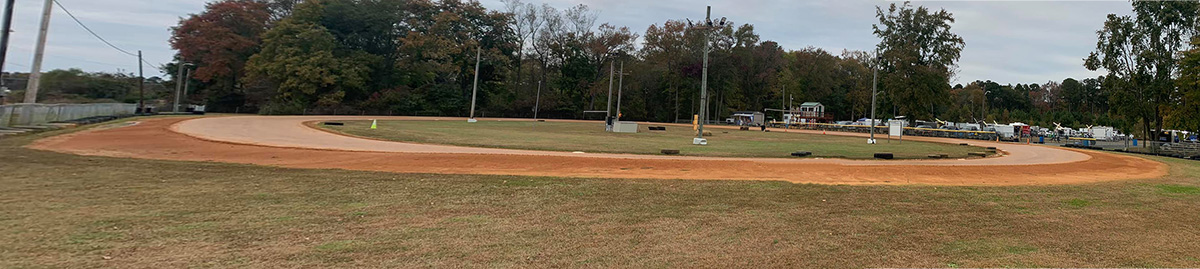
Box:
[1,118,1197,268]
[319,120,985,159]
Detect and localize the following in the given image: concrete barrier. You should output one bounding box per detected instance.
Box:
[0,105,12,127]
[1,103,136,127]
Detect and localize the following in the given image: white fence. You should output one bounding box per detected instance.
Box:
[0,103,137,127]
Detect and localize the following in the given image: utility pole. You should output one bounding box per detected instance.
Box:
[617,61,624,121]
[606,60,614,120]
[174,66,183,112]
[182,67,192,109]
[981,90,990,123]
[24,0,54,104]
[869,54,879,144]
[0,0,16,86]
[698,7,710,140]
[468,45,480,122]
[533,80,542,121]
[173,63,192,113]
[691,6,726,142]
[138,50,144,113]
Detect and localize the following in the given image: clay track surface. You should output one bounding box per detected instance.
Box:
[29,116,1167,186]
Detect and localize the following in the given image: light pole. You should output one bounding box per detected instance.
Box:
[981,90,991,123]
[617,61,628,121]
[0,0,16,89]
[533,80,542,121]
[182,68,193,109]
[173,63,194,113]
[869,54,881,144]
[689,6,727,143]
[24,0,53,104]
[468,45,481,122]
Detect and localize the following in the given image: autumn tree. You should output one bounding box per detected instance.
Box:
[393,0,515,116]
[170,0,271,111]
[639,20,692,121]
[261,0,303,21]
[501,0,541,94]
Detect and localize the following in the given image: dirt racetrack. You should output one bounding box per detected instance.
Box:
[29,116,1168,186]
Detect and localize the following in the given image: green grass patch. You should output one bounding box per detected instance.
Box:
[315,240,356,251]
[1065,198,1092,208]
[320,120,985,159]
[1156,184,1200,195]
[2,117,1199,267]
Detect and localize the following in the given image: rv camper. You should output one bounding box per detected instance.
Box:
[731,111,765,126]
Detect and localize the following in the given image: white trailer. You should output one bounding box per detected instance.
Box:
[956,123,981,131]
[1089,126,1118,140]
[992,125,1017,141]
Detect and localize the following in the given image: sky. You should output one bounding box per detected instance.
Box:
[0,0,1133,84]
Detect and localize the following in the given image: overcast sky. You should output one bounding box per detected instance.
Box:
[0,0,1132,84]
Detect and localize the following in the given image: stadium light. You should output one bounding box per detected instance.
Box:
[688,6,729,145]
[869,54,881,144]
[173,62,194,113]
[468,45,481,123]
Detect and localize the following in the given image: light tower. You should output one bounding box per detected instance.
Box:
[687,6,729,145]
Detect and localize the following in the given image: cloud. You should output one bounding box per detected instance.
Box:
[1,0,1133,84]
[481,0,1132,84]
[1,0,206,77]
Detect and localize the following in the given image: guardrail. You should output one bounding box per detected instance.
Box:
[0,103,137,127]
[768,121,1006,141]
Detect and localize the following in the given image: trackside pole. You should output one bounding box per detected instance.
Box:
[468,46,480,123]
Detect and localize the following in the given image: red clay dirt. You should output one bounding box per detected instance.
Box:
[28,116,1168,186]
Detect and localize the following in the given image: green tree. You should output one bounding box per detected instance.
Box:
[244,4,373,114]
[1060,78,1086,112]
[1085,1,1199,139]
[39,69,137,101]
[1173,37,1200,132]
[394,0,514,116]
[872,1,965,120]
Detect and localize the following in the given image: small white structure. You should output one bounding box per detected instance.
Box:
[888,120,905,137]
[798,102,825,117]
[1089,126,1118,140]
[613,121,639,133]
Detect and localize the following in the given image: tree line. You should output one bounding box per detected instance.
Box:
[1,69,170,105]
[166,0,1197,137]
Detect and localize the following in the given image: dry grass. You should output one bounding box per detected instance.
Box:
[1,120,1199,268]
[321,120,984,159]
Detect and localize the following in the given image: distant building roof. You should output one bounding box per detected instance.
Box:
[800,102,822,107]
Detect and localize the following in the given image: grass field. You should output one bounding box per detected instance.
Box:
[2,119,1199,267]
[320,120,985,159]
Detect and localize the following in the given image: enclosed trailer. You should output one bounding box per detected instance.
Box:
[731,111,765,126]
[1089,126,1118,140]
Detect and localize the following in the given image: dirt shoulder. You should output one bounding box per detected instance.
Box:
[29,117,1168,186]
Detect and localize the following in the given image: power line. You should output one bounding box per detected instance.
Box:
[52,0,167,72]
[52,0,137,57]
[141,58,165,70]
